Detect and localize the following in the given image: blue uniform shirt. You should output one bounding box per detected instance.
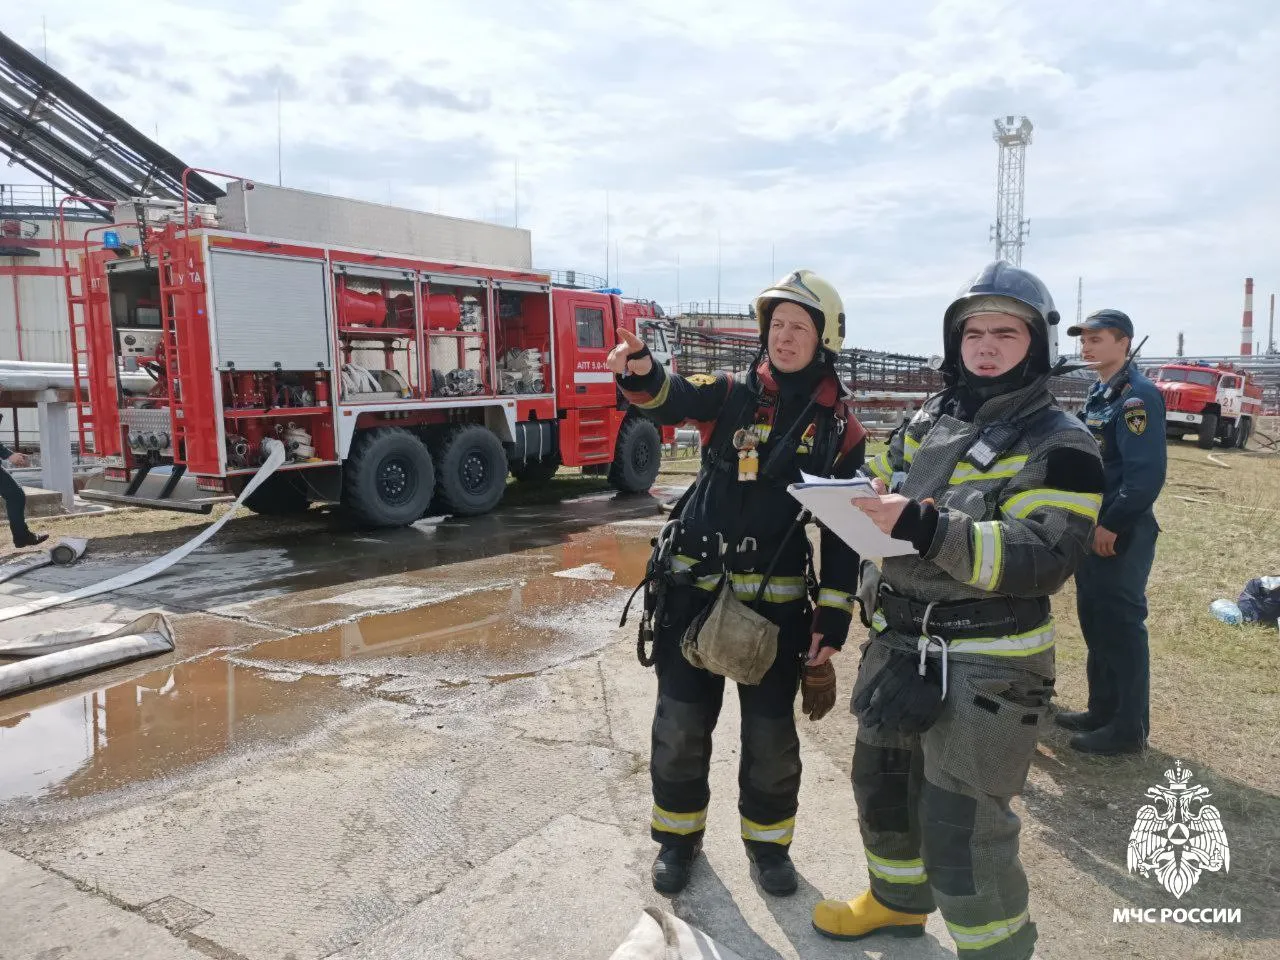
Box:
[1081,365,1167,532]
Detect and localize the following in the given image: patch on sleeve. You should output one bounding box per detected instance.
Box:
[1123,406,1148,435]
[1123,396,1146,409]
[1043,447,1106,493]
[686,373,717,387]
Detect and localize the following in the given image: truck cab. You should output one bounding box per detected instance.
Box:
[1154,362,1260,449]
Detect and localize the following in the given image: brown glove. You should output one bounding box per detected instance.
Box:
[801,660,837,721]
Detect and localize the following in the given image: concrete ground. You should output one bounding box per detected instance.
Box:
[0,488,1266,960]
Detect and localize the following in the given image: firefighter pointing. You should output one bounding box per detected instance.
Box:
[812,262,1103,960]
[613,270,867,897]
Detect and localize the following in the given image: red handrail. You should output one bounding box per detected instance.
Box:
[180,166,252,232]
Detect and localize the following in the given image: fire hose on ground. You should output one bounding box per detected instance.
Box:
[0,440,286,697]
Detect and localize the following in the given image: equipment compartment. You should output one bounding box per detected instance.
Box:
[334,265,421,403]
[423,275,492,398]
[494,281,552,396]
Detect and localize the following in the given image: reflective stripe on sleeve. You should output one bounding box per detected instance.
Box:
[967,521,1003,590]
[1001,488,1102,522]
[817,588,856,613]
[632,376,671,410]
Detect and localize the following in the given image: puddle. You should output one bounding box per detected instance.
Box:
[0,529,656,804]
[0,659,348,803]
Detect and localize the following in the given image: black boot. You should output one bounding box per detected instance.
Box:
[1054,709,1109,733]
[751,848,798,897]
[1070,723,1146,756]
[652,841,701,894]
[12,530,48,549]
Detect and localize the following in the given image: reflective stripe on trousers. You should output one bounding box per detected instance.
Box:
[741,815,794,845]
[948,911,1030,951]
[652,804,707,837]
[867,851,929,885]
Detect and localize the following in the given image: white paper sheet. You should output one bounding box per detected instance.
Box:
[787,472,917,558]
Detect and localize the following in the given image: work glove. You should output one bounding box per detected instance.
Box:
[801,661,837,721]
[852,649,945,733]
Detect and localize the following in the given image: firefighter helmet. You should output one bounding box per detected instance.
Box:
[941,261,1059,375]
[754,269,846,353]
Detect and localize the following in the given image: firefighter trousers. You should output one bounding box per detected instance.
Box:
[1,466,32,541]
[649,587,808,856]
[1075,512,1159,738]
[850,633,1055,960]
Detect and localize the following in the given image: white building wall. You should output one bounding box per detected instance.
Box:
[1,217,98,363]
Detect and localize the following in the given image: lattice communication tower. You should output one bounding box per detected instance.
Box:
[990,116,1033,265]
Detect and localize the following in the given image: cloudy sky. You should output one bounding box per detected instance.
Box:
[6,0,1278,357]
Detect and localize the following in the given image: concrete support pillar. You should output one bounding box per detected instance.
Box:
[36,390,74,512]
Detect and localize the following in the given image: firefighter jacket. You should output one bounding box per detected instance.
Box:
[1081,366,1167,535]
[860,378,1104,658]
[619,359,868,649]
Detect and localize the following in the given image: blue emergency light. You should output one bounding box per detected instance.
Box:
[593,287,623,295]
[102,231,121,249]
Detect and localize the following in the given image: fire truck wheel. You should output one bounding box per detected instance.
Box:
[608,416,661,493]
[245,473,311,516]
[1237,417,1252,449]
[1197,413,1218,450]
[510,452,562,484]
[433,425,509,516]
[342,428,436,527]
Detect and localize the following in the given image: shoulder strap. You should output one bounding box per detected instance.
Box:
[701,372,759,475]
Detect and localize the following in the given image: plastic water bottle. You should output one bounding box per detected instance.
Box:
[1210,599,1242,625]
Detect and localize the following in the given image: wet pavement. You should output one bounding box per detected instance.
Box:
[0,490,667,807]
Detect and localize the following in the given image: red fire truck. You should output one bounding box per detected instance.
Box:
[1151,361,1263,449]
[68,182,672,526]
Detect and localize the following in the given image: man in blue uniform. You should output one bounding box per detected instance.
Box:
[1057,309,1166,755]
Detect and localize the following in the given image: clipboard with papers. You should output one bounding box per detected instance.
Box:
[786,472,918,558]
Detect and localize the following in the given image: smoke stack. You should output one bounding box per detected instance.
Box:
[1241,277,1254,356]
[1270,293,1276,355]
[1176,331,1184,357]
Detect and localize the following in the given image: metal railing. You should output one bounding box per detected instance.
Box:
[0,183,103,221]
[540,268,608,290]
[674,301,753,318]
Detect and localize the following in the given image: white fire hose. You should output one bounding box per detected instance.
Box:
[0,439,285,625]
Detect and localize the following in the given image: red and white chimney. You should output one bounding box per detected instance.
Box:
[1241,278,1254,356]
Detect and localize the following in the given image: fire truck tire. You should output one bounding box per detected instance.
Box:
[342,428,436,527]
[244,473,310,516]
[1237,417,1252,449]
[608,416,661,493]
[1197,414,1218,449]
[510,453,562,484]
[433,425,509,516]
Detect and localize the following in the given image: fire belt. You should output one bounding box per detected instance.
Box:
[877,586,1049,642]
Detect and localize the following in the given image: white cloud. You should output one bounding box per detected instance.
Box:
[4,0,1278,357]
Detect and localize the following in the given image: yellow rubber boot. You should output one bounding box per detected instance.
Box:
[812,890,927,941]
